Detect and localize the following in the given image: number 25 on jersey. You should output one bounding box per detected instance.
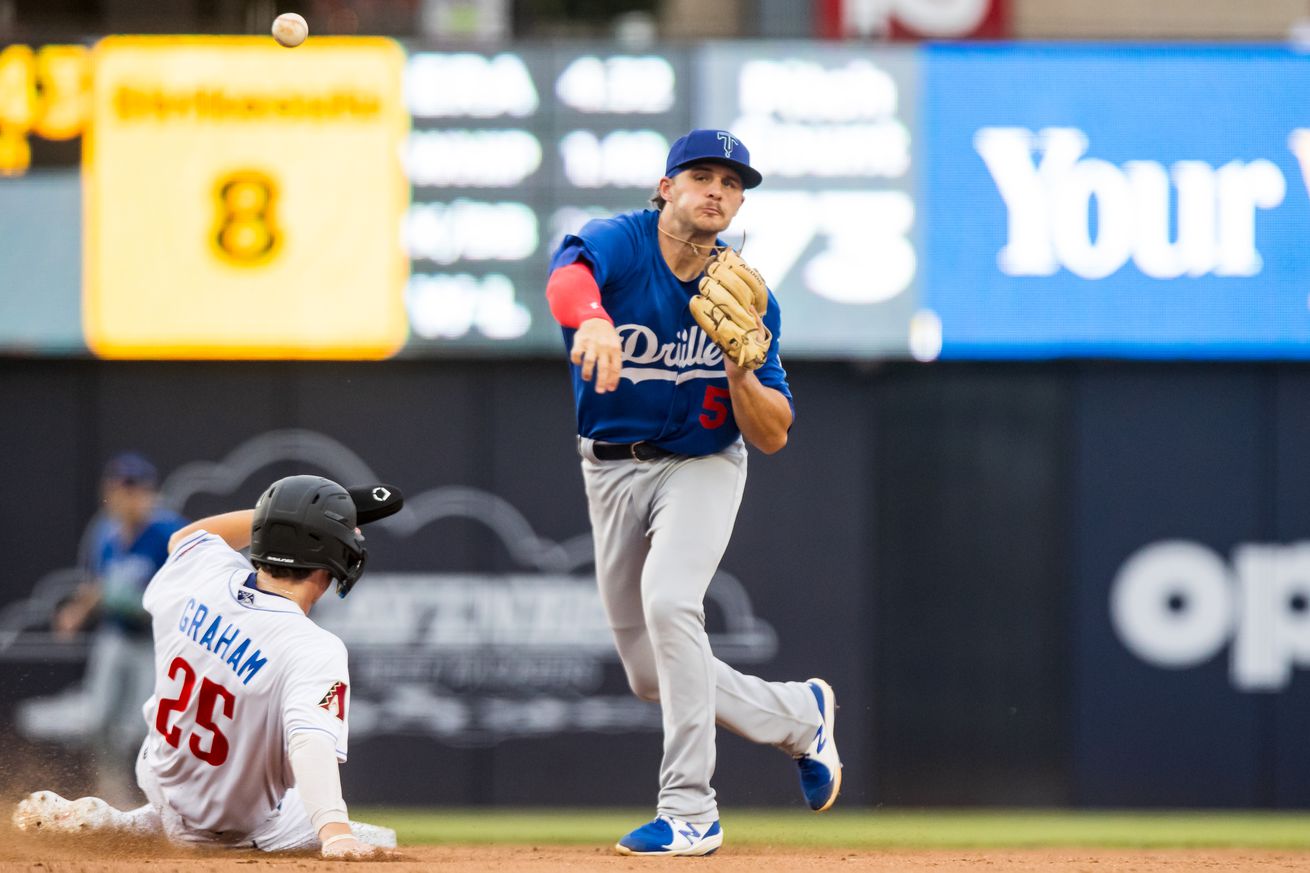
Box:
[155,656,236,766]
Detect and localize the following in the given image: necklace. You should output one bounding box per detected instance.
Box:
[658,225,723,259]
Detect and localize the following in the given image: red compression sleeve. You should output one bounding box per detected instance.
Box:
[546,262,612,328]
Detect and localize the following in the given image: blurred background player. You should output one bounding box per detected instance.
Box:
[545,129,842,856]
[50,452,186,806]
[13,474,397,859]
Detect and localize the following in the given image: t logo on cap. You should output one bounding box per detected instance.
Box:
[665,128,762,189]
[717,131,737,157]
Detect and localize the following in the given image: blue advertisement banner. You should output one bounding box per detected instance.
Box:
[921,44,1310,358]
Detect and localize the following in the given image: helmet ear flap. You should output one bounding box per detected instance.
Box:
[336,544,367,598]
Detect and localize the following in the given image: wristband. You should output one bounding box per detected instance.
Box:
[321,833,356,850]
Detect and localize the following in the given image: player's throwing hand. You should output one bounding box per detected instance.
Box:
[570,317,622,393]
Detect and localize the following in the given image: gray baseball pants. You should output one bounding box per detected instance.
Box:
[580,438,820,823]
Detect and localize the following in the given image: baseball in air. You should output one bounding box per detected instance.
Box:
[271,12,308,47]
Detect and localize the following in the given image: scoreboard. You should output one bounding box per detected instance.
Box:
[697,42,919,358]
[400,48,692,353]
[0,43,88,176]
[0,38,923,360]
[397,44,920,359]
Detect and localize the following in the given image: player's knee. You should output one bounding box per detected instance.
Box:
[624,670,661,702]
[643,592,702,627]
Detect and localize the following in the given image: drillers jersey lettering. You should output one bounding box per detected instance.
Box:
[141,532,350,835]
[550,209,793,456]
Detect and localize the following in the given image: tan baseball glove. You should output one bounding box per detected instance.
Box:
[689,248,772,370]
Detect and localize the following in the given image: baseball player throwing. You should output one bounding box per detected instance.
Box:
[13,475,397,859]
[546,128,842,856]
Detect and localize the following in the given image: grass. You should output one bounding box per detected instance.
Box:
[353,808,1310,849]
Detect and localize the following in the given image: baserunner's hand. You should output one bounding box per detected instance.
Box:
[320,833,395,860]
[570,317,623,394]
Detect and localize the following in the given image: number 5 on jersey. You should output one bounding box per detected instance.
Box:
[155,656,236,766]
[700,385,732,429]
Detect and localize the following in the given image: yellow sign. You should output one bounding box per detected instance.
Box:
[83,36,410,359]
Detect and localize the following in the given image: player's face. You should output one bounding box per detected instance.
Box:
[663,164,744,233]
[103,480,156,526]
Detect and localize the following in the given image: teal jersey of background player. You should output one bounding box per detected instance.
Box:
[549,209,793,456]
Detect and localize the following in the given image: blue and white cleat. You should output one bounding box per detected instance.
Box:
[615,814,723,856]
[796,678,842,812]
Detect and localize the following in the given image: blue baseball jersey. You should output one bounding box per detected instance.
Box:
[83,507,187,636]
[550,209,793,457]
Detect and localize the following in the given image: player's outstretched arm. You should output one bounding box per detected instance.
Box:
[547,262,621,393]
[167,510,255,554]
[289,731,392,860]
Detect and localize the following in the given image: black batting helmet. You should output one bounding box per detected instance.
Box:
[249,475,367,598]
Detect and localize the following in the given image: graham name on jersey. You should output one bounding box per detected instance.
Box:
[177,597,267,685]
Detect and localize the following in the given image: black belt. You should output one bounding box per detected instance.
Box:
[592,441,676,461]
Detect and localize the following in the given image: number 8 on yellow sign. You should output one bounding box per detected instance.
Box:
[214,171,280,265]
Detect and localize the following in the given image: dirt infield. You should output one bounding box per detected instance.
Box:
[2,834,1307,873]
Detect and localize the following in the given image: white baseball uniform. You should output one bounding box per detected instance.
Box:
[137,531,354,848]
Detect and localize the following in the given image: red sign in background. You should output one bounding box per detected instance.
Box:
[816,0,1008,40]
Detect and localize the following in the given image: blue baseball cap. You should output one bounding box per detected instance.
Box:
[664,129,762,189]
[102,452,158,487]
